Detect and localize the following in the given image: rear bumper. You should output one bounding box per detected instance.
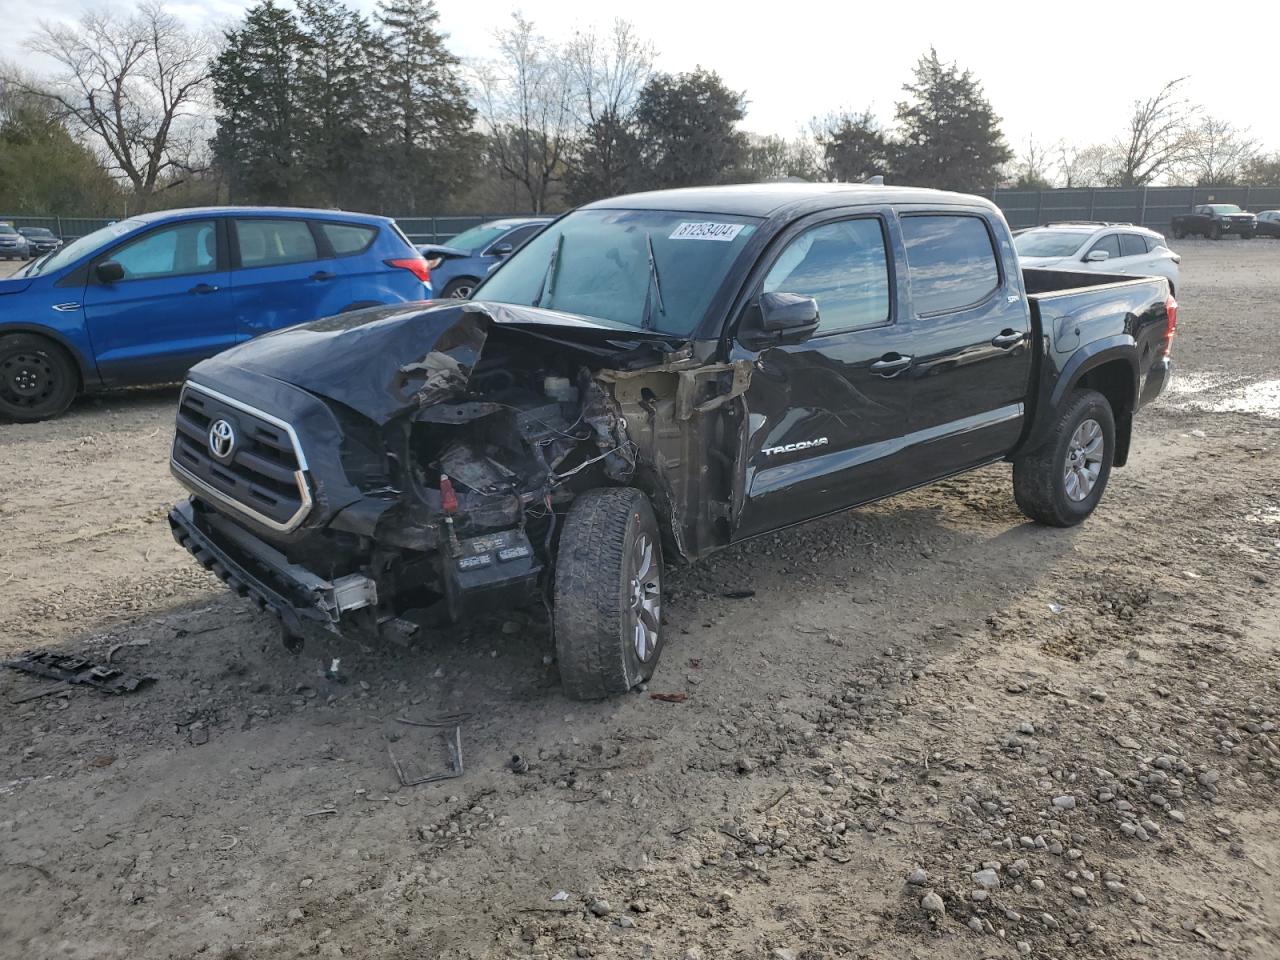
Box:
[169,497,377,637]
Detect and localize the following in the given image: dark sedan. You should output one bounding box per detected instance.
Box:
[18,226,62,257]
[1256,211,1280,238]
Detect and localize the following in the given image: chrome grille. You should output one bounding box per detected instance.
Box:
[171,382,313,532]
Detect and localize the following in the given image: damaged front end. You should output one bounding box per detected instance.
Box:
[168,300,750,647]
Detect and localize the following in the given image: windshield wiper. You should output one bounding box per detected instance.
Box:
[532,233,563,308]
[640,232,666,331]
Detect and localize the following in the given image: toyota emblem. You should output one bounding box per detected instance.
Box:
[208,418,236,461]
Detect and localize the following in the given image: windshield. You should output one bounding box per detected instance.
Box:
[1207,204,1243,214]
[22,219,146,276]
[475,209,760,336]
[0,225,16,235]
[21,227,54,238]
[1014,230,1089,258]
[444,223,510,252]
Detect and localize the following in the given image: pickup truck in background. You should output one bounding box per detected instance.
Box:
[167,184,1177,699]
[1170,203,1256,240]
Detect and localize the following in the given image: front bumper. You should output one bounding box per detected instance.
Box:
[169,497,377,637]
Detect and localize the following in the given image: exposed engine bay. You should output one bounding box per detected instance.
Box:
[169,301,753,647]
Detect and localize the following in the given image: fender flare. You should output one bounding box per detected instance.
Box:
[0,322,99,390]
[1018,336,1138,459]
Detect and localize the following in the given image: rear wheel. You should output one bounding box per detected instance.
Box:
[553,487,665,700]
[0,332,78,422]
[1013,389,1115,527]
[442,278,478,299]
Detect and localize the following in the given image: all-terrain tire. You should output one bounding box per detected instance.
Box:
[0,332,79,422]
[1013,388,1115,528]
[553,487,665,700]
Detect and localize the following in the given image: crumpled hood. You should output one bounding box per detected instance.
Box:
[192,299,679,425]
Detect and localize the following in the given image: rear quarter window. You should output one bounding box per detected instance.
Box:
[1119,234,1147,257]
[319,221,377,255]
[900,214,1000,316]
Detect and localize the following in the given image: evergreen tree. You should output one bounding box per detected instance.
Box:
[212,1,308,203]
[374,0,479,213]
[564,109,643,204]
[891,49,1011,192]
[634,68,745,190]
[816,110,888,183]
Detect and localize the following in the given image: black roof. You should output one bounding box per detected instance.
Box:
[583,182,995,218]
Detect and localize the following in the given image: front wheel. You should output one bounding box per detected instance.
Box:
[0,332,79,422]
[1013,389,1115,527]
[554,487,665,700]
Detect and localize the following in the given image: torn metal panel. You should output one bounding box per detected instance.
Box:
[4,651,155,694]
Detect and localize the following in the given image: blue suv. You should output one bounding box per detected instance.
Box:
[0,207,432,421]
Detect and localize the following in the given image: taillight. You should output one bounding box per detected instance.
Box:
[1163,295,1178,358]
[386,257,431,284]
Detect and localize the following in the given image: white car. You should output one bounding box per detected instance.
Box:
[1014,222,1181,295]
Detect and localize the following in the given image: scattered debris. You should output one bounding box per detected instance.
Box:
[4,651,154,694]
[551,891,570,902]
[389,721,465,786]
[722,590,756,600]
[11,681,73,704]
[508,754,530,774]
[649,692,687,703]
[302,808,338,818]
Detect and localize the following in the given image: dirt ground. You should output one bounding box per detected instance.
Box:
[2,240,1279,960]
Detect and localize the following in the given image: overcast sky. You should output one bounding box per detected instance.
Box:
[3,0,1276,158]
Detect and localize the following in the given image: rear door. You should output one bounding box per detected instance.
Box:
[82,217,233,385]
[896,209,1032,477]
[229,217,353,340]
[732,208,916,539]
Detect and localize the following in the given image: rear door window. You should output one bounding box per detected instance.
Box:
[235,219,319,268]
[900,214,1000,315]
[1119,234,1147,258]
[1088,234,1122,259]
[762,218,891,333]
[319,221,377,255]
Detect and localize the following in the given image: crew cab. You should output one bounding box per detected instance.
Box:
[167,184,1177,699]
[1170,203,1256,240]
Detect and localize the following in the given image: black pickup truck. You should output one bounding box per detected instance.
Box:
[1170,203,1256,240]
[168,184,1176,698]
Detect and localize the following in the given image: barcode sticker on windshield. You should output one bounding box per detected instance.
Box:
[669,222,745,242]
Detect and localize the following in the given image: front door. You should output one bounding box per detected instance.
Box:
[896,210,1033,478]
[83,218,233,385]
[732,211,916,540]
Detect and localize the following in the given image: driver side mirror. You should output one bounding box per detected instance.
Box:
[739,291,821,347]
[1084,249,1110,263]
[95,260,125,283]
[490,242,514,257]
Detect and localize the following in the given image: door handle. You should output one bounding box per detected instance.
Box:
[992,330,1025,348]
[870,354,913,377]
[189,283,219,294]
[310,270,335,282]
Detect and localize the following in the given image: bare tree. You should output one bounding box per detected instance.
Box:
[1180,116,1257,185]
[473,14,575,212]
[1109,77,1198,187]
[1010,136,1054,187]
[14,2,214,197]
[566,19,652,130]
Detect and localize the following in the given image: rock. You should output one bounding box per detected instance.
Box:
[1071,886,1087,900]
[967,917,984,933]
[1017,941,1032,956]
[1018,721,1036,735]
[735,756,756,774]
[1030,878,1046,892]
[682,950,702,960]
[1131,890,1147,905]
[286,907,305,924]
[921,892,945,918]
[1088,689,1107,702]
[770,950,796,960]
[588,899,612,917]
[1169,810,1186,823]
[972,868,1001,890]
[1052,795,1077,811]
[972,889,989,902]
[1041,913,1059,930]
[1115,735,1141,750]
[617,916,635,929]
[907,867,929,886]
[1105,880,1126,893]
